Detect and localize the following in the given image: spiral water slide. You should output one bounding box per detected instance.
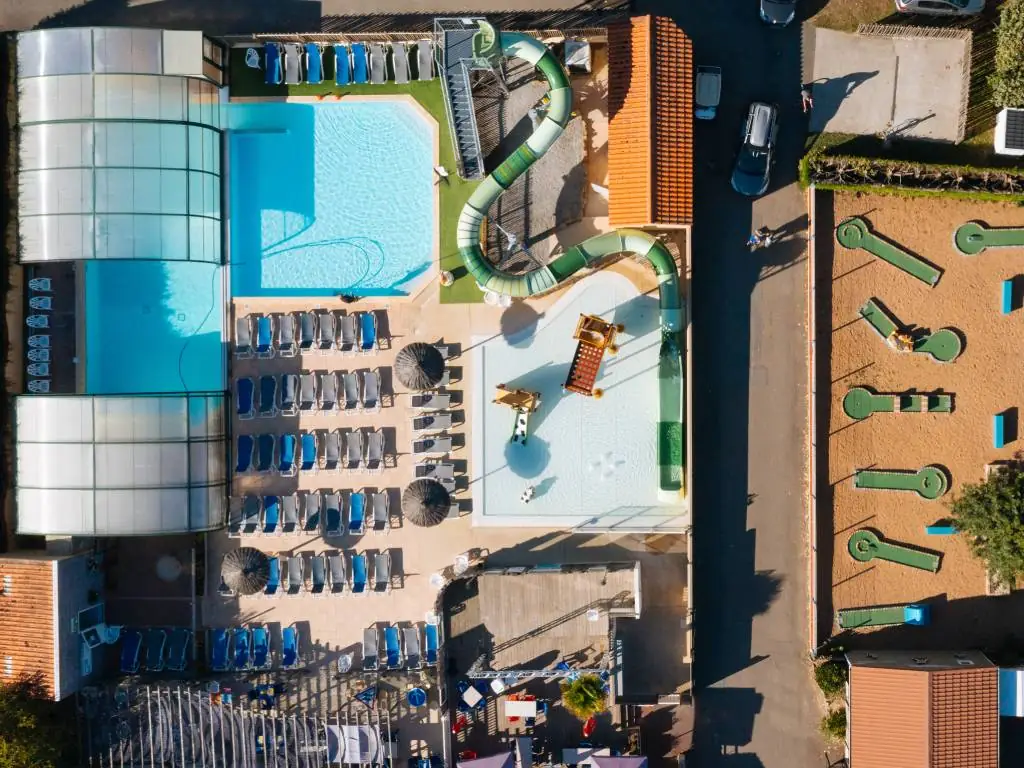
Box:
[456,22,686,498]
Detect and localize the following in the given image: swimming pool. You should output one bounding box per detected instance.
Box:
[85,261,225,394]
[228,100,435,297]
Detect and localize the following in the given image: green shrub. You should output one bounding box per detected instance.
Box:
[820,708,847,741]
[992,0,1024,108]
[951,463,1024,587]
[814,661,848,698]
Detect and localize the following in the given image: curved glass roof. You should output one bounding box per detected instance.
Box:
[17,28,223,263]
[15,395,227,536]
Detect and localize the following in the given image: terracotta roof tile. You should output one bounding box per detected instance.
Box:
[607,15,693,228]
[0,556,56,697]
[931,668,998,768]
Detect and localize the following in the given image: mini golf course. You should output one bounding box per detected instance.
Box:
[854,465,949,500]
[954,221,1024,255]
[858,298,962,363]
[836,217,942,286]
[837,603,930,629]
[848,529,941,572]
[843,387,953,420]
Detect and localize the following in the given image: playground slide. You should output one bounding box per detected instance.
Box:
[456,23,685,498]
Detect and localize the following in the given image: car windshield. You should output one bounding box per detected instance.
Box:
[737,147,768,176]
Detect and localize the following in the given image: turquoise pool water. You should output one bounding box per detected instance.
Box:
[85,261,225,394]
[228,101,435,297]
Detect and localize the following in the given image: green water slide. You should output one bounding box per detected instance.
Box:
[456,22,685,499]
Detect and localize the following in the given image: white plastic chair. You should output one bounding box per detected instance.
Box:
[245,47,261,68]
[27,363,49,377]
[27,349,49,363]
[27,335,49,348]
[28,278,51,292]
[27,380,50,393]
[29,296,52,311]
[27,315,48,329]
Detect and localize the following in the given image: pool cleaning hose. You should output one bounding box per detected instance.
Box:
[456,23,685,497]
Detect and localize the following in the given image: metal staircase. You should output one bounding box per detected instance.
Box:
[434,19,486,180]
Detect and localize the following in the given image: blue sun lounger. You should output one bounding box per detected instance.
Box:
[263,495,280,534]
[256,316,274,358]
[352,43,369,84]
[305,43,323,85]
[351,553,368,594]
[144,628,167,671]
[278,434,296,476]
[120,629,142,674]
[256,434,275,474]
[252,625,271,669]
[166,628,191,672]
[264,556,281,597]
[265,43,282,85]
[233,627,252,670]
[349,491,366,535]
[300,432,317,472]
[210,628,230,672]
[425,624,438,665]
[384,626,402,669]
[334,44,351,85]
[237,377,255,420]
[359,312,377,353]
[258,375,277,418]
[282,624,300,669]
[236,435,255,474]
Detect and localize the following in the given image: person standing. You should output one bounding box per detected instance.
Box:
[801,83,814,114]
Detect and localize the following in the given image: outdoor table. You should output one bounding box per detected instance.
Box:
[562,747,610,767]
[504,699,538,718]
[462,685,483,708]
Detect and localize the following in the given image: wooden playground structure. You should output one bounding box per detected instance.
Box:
[493,384,541,444]
[563,314,623,397]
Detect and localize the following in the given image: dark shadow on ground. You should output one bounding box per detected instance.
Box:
[38,0,322,34]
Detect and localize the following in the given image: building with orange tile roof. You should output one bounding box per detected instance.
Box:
[0,551,103,700]
[846,650,999,768]
[607,15,693,229]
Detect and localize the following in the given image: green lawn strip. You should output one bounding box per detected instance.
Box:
[228,48,483,304]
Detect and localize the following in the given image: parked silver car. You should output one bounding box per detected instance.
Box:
[731,101,778,197]
[895,0,984,16]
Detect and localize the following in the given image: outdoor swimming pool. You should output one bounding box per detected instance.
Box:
[228,100,435,297]
[85,261,225,394]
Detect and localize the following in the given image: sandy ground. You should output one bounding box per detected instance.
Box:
[827,192,1024,642]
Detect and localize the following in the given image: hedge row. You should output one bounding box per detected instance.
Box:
[992,0,1024,108]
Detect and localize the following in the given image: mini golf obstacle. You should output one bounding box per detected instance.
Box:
[854,465,949,500]
[843,387,953,420]
[858,298,961,362]
[848,529,941,572]
[836,217,942,286]
[837,603,930,629]
[955,221,1024,255]
[564,314,622,398]
[493,384,541,445]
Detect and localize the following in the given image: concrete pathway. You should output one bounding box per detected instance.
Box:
[635,2,824,766]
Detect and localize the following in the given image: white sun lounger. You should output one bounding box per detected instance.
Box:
[411,393,451,411]
[299,312,316,351]
[413,413,453,433]
[374,551,391,592]
[416,40,433,81]
[363,627,378,671]
[345,430,364,471]
[283,43,302,85]
[416,462,456,493]
[310,554,327,596]
[372,491,389,533]
[281,494,299,533]
[328,551,346,594]
[322,429,341,472]
[319,371,338,411]
[323,492,343,537]
[368,43,386,84]
[338,314,357,354]
[362,369,381,411]
[365,429,385,473]
[27,380,50,393]
[413,436,452,456]
[235,316,253,358]
[302,490,322,534]
[299,373,316,411]
[403,625,422,668]
[392,42,410,84]
[317,310,336,353]
[277,313,297,357]
[280,374,299,416]
[343,372,360,410]
[287,555,304,595]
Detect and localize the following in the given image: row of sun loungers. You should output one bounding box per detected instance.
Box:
[259,550,394,597]
[26,278,52,393]
[119,627,192,674]
[236,311,379,359]
[235,429,386,475]
[209,624,300,672]
[236,370,380,417]
[362,624,438,672]
[229,489,392,537]
[262,41,434,87]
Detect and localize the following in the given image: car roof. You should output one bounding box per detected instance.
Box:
[747,102,775,148]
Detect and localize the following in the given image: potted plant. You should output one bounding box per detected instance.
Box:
[560,674,607,721]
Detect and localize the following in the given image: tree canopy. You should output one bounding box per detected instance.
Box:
[950,463,1024,586]
[992,0,1024,108]
[559,674,607,721]
[0,675,76,768]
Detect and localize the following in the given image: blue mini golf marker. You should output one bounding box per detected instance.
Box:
[995,412,1006,448]
[925,525,957,535]
[1004,279,1014,315]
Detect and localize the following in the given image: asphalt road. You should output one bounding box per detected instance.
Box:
[635,2,823,766]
